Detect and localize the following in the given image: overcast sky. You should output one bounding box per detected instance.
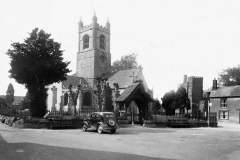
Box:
[1,0,240,98]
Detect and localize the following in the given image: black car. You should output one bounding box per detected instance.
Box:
[82,112,118,134]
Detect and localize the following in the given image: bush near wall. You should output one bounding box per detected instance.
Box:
[150,114,208,128]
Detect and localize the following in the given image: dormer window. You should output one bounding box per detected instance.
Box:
[100,35,105,49]
[83,34,89,49]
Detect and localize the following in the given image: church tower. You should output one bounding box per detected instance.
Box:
[76,13,111,88]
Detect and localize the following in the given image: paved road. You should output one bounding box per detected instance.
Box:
[0,122,240,160]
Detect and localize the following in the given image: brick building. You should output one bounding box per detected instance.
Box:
[210,81,240,123]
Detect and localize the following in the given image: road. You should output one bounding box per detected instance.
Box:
[0,122,240,160]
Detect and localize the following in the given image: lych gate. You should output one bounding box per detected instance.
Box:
[116,82,153,124]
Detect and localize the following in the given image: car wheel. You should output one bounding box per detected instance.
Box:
[97,125,103,134]
[82,125,87,132]
[111,129,116,134]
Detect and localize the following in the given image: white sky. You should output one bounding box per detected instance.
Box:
[1,0,240,99]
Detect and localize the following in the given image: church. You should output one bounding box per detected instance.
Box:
[47,14,153,123]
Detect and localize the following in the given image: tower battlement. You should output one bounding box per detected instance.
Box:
[79,23,110,33]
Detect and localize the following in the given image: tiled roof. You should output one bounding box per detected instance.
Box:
[116,83,153,102]
[210,85,240,98]
[116,83,139,102]
[107,68,140,89]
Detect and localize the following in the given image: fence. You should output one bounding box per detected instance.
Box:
[47,108,97,119]
[152,114,187,123]
[0,106,30,119]
[151,114,208,127]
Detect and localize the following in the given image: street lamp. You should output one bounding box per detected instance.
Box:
[132,105,134,126]
[208,102,212,126]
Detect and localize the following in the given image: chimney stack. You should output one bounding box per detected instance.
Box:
[212,79,217,90]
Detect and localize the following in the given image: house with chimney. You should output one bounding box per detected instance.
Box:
[209,79,240,123]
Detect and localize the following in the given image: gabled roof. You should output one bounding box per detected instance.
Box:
[116,83,153,103]
[108,68,151,91]
[108,68,139,89]
[210,85,240,98]
[116,83,139,102]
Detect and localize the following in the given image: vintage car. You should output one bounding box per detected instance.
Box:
[82,112,118,134]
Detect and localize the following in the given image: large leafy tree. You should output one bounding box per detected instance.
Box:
[161,87,190,115]
[0,97,7,108]
[111,53,139,73]
[6,83,14,107]
[161,90,176,115]
[219,66,240,86]
[152,99,162,114]
[20,91,31,110]
[175,86,190,114]
[7,28,70,117]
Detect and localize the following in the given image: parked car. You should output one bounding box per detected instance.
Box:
[82,112,118,134]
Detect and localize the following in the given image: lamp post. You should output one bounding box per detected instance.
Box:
[208,101,212,126]
[237,108,240,124]
[132,104,134,126]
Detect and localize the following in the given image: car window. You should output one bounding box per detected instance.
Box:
[95,114,102,120]
[90,113,96,119]
[105,114,115,118]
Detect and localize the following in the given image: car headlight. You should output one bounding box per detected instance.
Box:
[108,119,115,126]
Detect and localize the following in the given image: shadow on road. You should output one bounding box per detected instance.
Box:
[117,127,175,135]
[0,133,175,160]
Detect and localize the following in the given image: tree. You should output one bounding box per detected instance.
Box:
[175,86,190,114]
[21,91,31,110]
[152,99,162,114]
[111,53,139,73]
[161,90,176,115]
[0,97,7,108]
[6,83,14,107]
[219,66,240,86]
[68,85,81,115]
[104,83,113,112]
[97,79,113,112]
[7,28,70,117]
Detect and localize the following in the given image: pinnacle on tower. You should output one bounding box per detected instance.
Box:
[106,18,110,29]
[79,17,83,30]
[92,10,97,24]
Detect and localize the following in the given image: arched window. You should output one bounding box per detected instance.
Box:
[82,92,92,106]
[83,35,89,49]
[63,93,68,106]
[99,35,105,49]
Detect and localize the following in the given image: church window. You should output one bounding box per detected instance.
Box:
[100,35,105,49]
[83,35,89,49]
[63,92,68,105]
[82,92,92,106]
